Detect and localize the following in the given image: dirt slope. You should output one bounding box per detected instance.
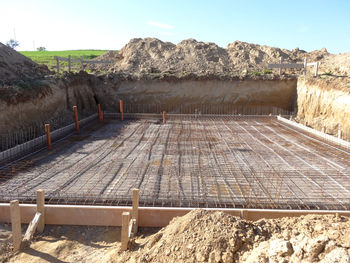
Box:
[3,210,350,263]
[0,43,49,84]
[90,38,350,77]
[296,77,350,138]
[115,210,350,263]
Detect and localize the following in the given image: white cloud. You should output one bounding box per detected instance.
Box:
[146,21,174,29]
[298,24,309,33]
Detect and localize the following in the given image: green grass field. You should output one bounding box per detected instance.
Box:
[19,50,112,72]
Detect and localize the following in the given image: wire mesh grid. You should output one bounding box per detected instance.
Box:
[0,115,349,210]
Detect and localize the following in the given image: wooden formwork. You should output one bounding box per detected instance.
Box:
[1,203,349,227]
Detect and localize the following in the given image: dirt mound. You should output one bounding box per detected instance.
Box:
[91,38,350,77]
[115,210,350,263]
[109,38,231,76]
[321,52,350,76]
[0,43,50,85]
[3,210,350,262]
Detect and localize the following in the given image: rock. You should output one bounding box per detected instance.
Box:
[222,251,234,263]
[245,241,269,263]
[291,235,329,261]
[196,252,207,262]
[320,247,350,263]
[307,236,329,260]
[208,250,222,263]
[268,239,293,263]
[187,243,194,250]
[268,239,293,258]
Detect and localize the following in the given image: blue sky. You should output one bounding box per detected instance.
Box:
[0,0,349,53]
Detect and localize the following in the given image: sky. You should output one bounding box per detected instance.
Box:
[0,0,349,54]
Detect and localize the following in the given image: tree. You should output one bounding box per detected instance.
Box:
[6,39,19,49]
[37,47,46,51]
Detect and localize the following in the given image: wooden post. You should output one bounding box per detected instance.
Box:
[315,61,319,77]
[55,56,60,74]
[279,57,282,75]
[304,58,307,76]
[240,209,248,220]
[80,56,84,71]
[97,104,103,123]
[163,111,167,124]
[73,106,80,134]
[120,100,124,121]
[22,212,41,247]
[45,124,51,150]
[120,212,130,251]
[10,200,21,252]
[322,126,325,133]
[36,189,45,233]
[68,55,71,72]
[338,129,342,139]
[132,189,139,233]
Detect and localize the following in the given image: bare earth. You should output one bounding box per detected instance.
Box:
[90,38,350,77]
[0,43,49,85]
[1,210,350,263]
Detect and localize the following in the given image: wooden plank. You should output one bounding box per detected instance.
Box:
[36,189,45,233]
[1,204,350,227]
[82,60,112,64]
[315,61,319,76]
[22,212,41,247]
[306,62,318,66]
[120,212,130,251]
[53,56,111,64]
[132,189,139,232]
[128,219,136,238]
[268,63,304,69]
[279,57,282,75]
[10,200,22,252]
[55,56,68,62]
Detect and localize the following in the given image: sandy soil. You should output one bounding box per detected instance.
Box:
[0,222,158,263]
[296,77,350,138]
[90,38,350,77]
[2,210,350,263]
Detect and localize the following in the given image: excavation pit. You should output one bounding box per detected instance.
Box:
[0,115,349,210]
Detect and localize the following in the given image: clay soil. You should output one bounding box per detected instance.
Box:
[1,210,350,263]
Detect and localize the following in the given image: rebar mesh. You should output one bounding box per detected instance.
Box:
[0,116,349,210]
[0,109,97,152]
[121,103,294,116]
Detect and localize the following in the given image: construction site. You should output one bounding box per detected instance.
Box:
[0,114,349,211]
[1,35,350,262]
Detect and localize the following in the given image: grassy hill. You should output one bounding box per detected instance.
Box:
[20,50,112,72]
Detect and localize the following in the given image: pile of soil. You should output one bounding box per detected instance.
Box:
[0,43,50,85]
[2,210,350,262]
[90,38,350,77]
[115,210,350,263]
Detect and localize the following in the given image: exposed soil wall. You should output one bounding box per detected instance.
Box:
[0,74,97,134]
[96,77,297,113]
[296,77,350,137]
[0,75,297,134]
